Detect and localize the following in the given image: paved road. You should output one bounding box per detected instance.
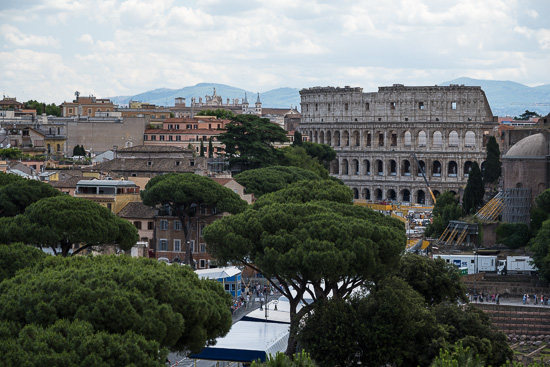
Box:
[470,295,550,308]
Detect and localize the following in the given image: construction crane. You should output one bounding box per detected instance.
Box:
[412,152,437,204]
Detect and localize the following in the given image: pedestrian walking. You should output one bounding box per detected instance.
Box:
[523,294,527,304]
[535,294,538,305]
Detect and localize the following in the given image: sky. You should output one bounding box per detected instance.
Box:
[1,0,549,104]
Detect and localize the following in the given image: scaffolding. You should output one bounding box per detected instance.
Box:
[501,188,531,224]
[475,191,504,221]
[438,220,479,246]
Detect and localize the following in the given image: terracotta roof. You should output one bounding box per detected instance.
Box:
[117,202,156,219]
[212,177,233,185]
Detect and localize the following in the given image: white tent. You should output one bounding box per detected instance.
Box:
[189,320,289,363]
[195,266,241,280]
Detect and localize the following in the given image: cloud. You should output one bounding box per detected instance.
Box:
[1,25,59,47]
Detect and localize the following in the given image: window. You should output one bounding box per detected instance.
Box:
[147,161,152,166]
[190,160,195,167]
[419,102,425,110]
[169,135,173,141]
[168,124,173,129]
[190,240,195,252]
[200,205,207,215]
[176,136,181,141]
[175,161,181,166]
[345,103,348,111]
[159,239,168,251]
[200,243,206,253]
[151,135,156,141]
[173,220,182,230]
[68,108,73,114]
[186,124,192,129]
[144,135,148,141]
[159,220,168,230]
[365,102,369,110]
[451,102,457,110]
[133,221,142,229]
[88,108,92,114]
[174,239,181,252]
[390,102,396,109]
[147,221,154,230]
[200,223,206,236]
[199,259,206,268]
[160,135,165,141]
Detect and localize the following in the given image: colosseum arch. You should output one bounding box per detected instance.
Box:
[362,188,371,200]
[326,131,332,146]
[403,130,412,147]
[375,188,383,200]
[319,131,325,144]
[333,131,341,146]
[465,131,476,147]
[363,159,371,175]
[341,159,349,175]
[448,161,458,176]
[449,131,459,146]
[416,190,426,204]
[389,159,397,176]
[330,160,339,174]
[390,130,398,147]
[432,160,442,176]
[418,131,427,147]
[433,190,441,199]
[376,159,384,176]
[417,160,426,176]
[313,131,318,143]
[351,159,359,175]
[364,132,372,147]
[342,130,350,146]
[464,161,473,177]
[401,189,411,202]
[387,189,397,201]
[376,131,385,147]
[352,130,360,146]
[402,159,411,176]
[433,131,443,147]
[352,188,359,199]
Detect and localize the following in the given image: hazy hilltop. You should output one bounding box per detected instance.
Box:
[108,83,301,110]
[109,79,550,117]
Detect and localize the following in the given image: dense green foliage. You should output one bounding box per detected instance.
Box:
[217,114,289,170]
[277,145,330,178]
[496,222,530,248]
[234,166,323,198]
[297,254,511,367]
[0,179,61,217]
[141,173,248,265]
[483,136,501,184]
[0,148,23,159]
[24,100,62,116]
[0,256,232,365]
[398,254,467,305]
[433,303,512,366]
[251,352,317,367]
[299,142,336,169]
[14,195,138,256]
[425,191,463,238]
[293,131,303,146]
[195,108,236,120]
[0,319,164,367]
[72,144,86,156]
[208,137,214,158]
[462,162,484,215]
[430,342,485,367]
[253,180,353,208]
[0,244,47,283]
[204,197,405,354]
[0,172,24,186]
[530,219,550,281]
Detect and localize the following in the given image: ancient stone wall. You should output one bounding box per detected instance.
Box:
[299,84,498,204]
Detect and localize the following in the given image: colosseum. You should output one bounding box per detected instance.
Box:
[298,84,499,205]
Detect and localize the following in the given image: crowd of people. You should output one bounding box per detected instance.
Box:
[230,280,279,314]
[522,293,550,305]
[470,292,501,304]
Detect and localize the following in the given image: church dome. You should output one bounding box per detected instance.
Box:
[505,133,547,157]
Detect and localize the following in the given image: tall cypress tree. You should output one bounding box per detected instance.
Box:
[200,140,205,157]
[208,137,214,158]
[483,136,501,184]
[462,162,484,214]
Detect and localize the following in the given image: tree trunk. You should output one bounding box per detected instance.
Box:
[180,214,194,268]
[285,300,301,357]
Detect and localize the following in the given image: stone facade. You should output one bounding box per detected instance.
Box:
[299,84,498,205]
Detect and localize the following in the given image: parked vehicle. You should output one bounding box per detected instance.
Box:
[434,254,537,275]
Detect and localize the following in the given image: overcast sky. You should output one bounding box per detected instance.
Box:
[1,0,549,104]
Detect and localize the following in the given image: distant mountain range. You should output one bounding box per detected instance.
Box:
[109,78,550,117]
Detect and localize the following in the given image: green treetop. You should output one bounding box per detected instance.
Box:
[483,136,501,184]
[462,162,484,215]
[217,114,289,171]
[141,173,248,266]
[15,195,138,256]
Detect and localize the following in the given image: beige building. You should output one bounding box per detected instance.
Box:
[74,179,141,214]
[61,94,115,117]
[299,84,499,204]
